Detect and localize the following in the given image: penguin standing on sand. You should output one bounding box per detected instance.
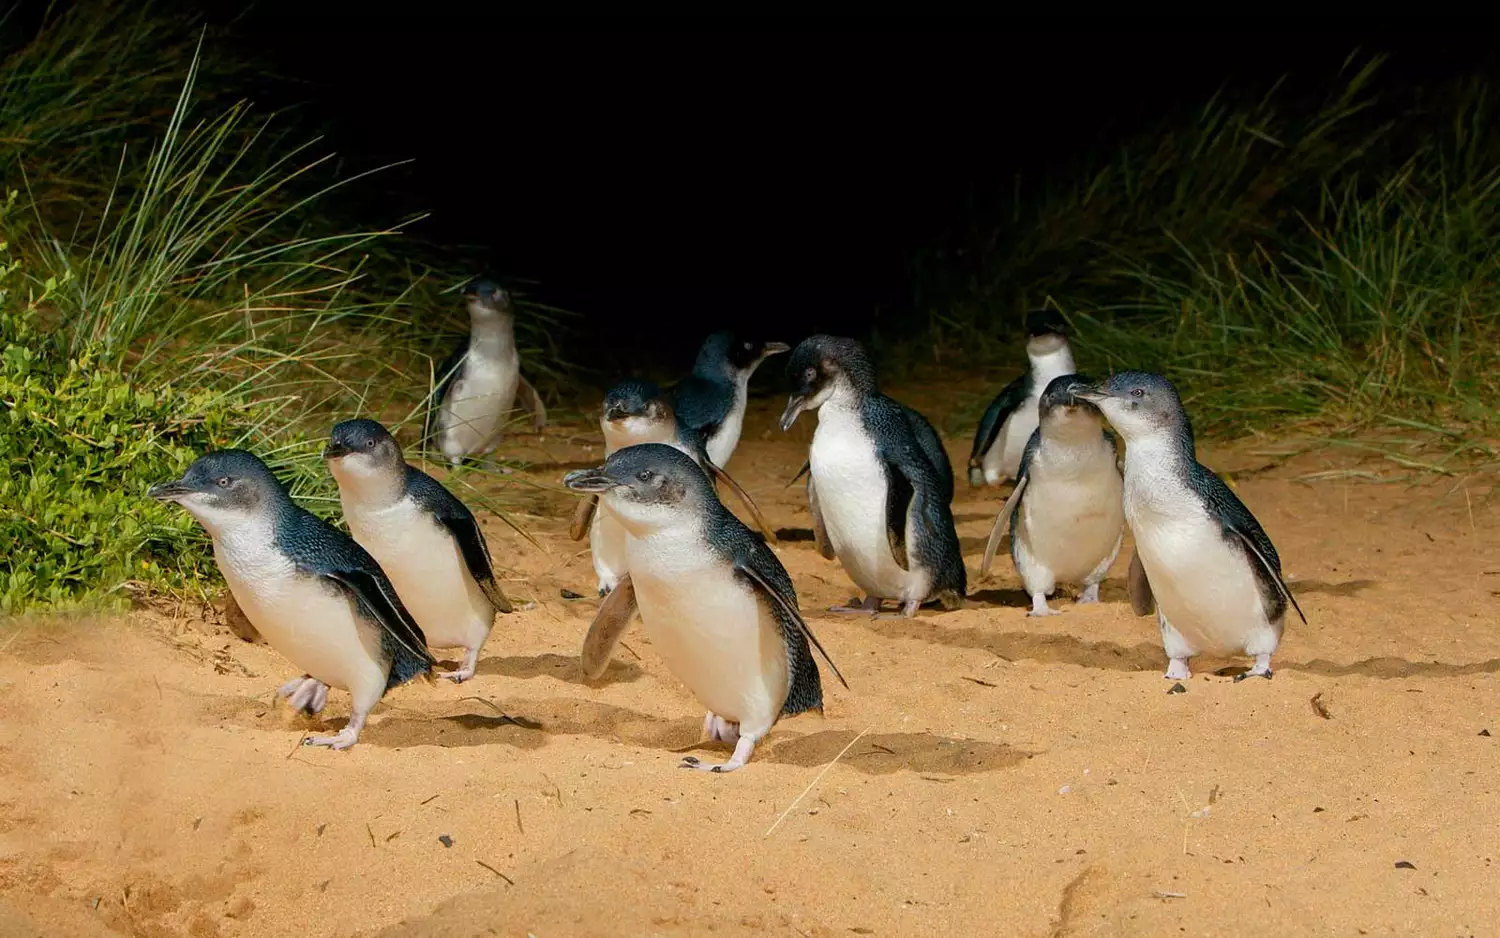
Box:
[980,374,1124,616]
[969,309,1077,486]
[428,278,547,466]
[324,419,513,683]
[671,333,790,468]
[148,450,434,750]
[780,335,966,617]
[1074,371,1306,680]
[564,444,847,772]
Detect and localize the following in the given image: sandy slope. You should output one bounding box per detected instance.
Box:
[2,385,1498,938]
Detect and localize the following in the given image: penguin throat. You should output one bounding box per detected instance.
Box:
[1027,339,1075,384]
[330,460,405,508]
[466,308,516,359]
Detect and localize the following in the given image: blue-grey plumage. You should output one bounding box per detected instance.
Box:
[148,450,434,750]
[426,278,547,467]
[324,419,513,684]
[979,374,1124,616]
[564,444,846,773]
[780,335,966,618]
[1076,371,1306,681]
[670,332,790,469]
[968,309,1077,486]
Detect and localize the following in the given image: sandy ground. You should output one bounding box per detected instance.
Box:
[2,382,1499,938]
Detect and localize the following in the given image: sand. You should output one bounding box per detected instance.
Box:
[2,383,1498,938]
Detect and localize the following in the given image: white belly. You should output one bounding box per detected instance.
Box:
[590,505,631,593]
[626,527,787,734]
[809,405,926,602]
[1126,476,1272,656]
[1015,443,1124,585]
[440,354,519,460]
[214,529,388,701]
[706,382,748,467]
[343,498,495,651]
[985,394,1041,483]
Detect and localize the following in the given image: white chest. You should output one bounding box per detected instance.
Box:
[341,496,493,649]
[625,525,787,731]
[706,376,749,467]
[808,404,921,600]
[1017,438,1124,582]
[441,348,521,455]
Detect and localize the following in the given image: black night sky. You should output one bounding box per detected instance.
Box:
[141,14,1500,367]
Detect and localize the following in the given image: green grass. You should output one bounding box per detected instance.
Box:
[0,4,576,613]
[902,54,1500,459]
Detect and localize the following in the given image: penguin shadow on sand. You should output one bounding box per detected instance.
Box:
[473,651,646,686]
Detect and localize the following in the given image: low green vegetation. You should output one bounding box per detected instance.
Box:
[0,5,572,614]
[906,55,1500,457]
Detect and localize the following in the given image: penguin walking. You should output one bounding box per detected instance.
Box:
[779,335,966,617]
[980,374,1124,616]
[968,309,1076,486]
[148,450,434,749]
[1074,371,1306,680]
[563,444,847,772]
[571,378,776,593]
[671,333,790,469]
[427,278,548,466]
[324,419,514,683]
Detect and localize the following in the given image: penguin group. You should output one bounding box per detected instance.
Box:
[149,281,1305,770]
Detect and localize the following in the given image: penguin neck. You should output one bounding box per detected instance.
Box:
[1119,425,1194,477]
[1027,340,1075,388]
[818,379,865,417]
[467,308,516,361]
[331,463,407,511]
[1039,411,1106,449]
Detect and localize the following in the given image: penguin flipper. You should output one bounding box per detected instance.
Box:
[1189,462,1306,626]
[900,403,954,503]
[882,459,915,571]
[581,575,637,680]
[733,550,848,693]
[968,374,1029,485]
[570,494,598,541]
[516,375,547,431]
[404,467,513,614]
[873,413,967,599]
[980,474,1028,578]
[322,567,436,671]
[807,474,835,560]
[1126,548,1155,616]
[786,459,810,489]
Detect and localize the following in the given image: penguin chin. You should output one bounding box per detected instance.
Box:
[1027,333,1068,356]
[600,494,681,538]
[171,493,251,536]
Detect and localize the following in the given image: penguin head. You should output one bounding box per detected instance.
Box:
[1024,308,1071,357]
[324,419,405,490]
[1037,374,1106,439]
[461,278,512,318]
[600,379,678,451]
[694,332,792,378]
[779,335,875,431]
[147,449,288,534]
[1074,371,1186,441]
[562,443,710,535]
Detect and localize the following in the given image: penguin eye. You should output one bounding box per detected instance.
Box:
[216,476,231,488]
[636,469,655,483]
[804,367,817,383]
[365,438,377,449]
[1130,388,1145,399]
[743,341,754,351]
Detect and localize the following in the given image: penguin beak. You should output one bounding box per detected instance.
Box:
[322,440,352,460]
[563,467,622,494]
[147,479,191,502]
[763,341,791,357]
[1072,387,1109,404]
[778,395,807,432]
[602,404,633,423]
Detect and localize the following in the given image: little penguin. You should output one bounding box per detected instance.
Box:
[1074,371,1307,680]
[148,450,434,749]
[324,418,514,683]
[979,374,1125,616]
[571,377,776,583]
[563,443,847,772]
[427,278,548,466]
[780,334,966,617]
[671,332,790,468]
[968,309,1077,486]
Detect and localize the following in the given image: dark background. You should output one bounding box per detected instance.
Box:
[57,8,1500,368]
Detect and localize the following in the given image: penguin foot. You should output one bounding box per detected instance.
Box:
[702,713,740,744]
[1075,583,1102,605]
[680,735,757,773]
[1164,658,1192,681]
[278,675,329,716]
[829,596,881,616]
[304,711,367,750]
[873,599,922,620]
[1028,594,1062,617]
[440,648,481,684]
[1235,655,1273,681]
